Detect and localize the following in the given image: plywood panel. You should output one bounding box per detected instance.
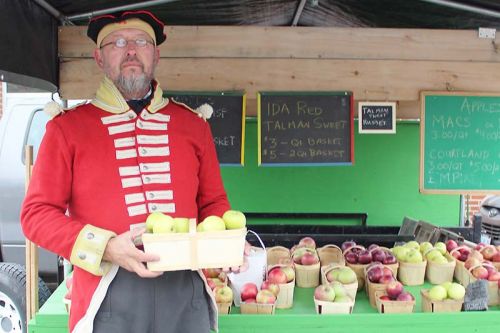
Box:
[60,57,500,117]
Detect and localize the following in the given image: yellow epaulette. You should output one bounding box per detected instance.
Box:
[43,101,89,119]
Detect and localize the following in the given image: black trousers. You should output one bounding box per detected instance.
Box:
[93,268,211,333]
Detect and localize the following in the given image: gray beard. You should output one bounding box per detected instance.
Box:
[115,73,152,100]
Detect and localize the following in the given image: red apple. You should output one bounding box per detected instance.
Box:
[256,289,276,304]
[345,252,358,264]
[214,285,234,303]
[64,291,72,300]
[371,249,386,263]
[368,244,380,251]
[341,240,356,252]
[261,280,280,296]
[298,236,316,249]
[202,268,222,279]
[357,250,373,264]
[207,279,217,290]
[382,267,393,277]
[396,292,414,302]
[446,239,459,252]
[268,267,288,284]
[481,245,498,260]
[240,282,258,301]
[383,254,397,265]
[367,266,383,283]
[379,295,391,301]
[300,252,319,266]
[379,275,395,284]
[472,266,489,280]
[386,281,403,300]
[492,252,500,263]
[314,284,336,302]
[487,271,500,282]
[244,298,256,303]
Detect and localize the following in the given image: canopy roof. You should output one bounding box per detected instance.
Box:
[3,0,500,91]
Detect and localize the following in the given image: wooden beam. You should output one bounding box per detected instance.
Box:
[59,25,500,61]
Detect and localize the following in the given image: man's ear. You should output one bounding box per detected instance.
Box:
[94,48,104,69]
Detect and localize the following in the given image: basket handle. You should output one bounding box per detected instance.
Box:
[343,245,366,256]
[319,244,342,252]
[468,262,496,273]
[247,229,266,250]
[449,245,470,255]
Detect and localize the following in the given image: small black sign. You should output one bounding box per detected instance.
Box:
[164,91,245,165]
[464,280,488,311]
[358,102,396,133]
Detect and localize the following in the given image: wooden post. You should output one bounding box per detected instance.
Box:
[24,145,39,321]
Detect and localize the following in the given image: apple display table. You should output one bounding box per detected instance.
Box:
[28,280,500,333]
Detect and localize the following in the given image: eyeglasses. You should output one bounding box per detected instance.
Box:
[100,38,155,49]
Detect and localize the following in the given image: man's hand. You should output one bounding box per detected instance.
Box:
[103,227,163,278]
[223,241,252,274]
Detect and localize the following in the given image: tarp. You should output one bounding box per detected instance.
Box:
[0,0,58,92]
[2,0,500,92]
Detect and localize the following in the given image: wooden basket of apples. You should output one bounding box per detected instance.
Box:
[142,210,247,271]
[466,262,500,306]
[313,282,355,314]
[364,263,398,308]
[202,268,233,314]
[479,244,500,271]
[374,281,415,314]
[342,242,369,290]
[422,241,456,285]
[292,237,321,288]
[321,264,358,299]
[267,246,291,267]
[239,282,277,314]
[421,282,465,312]
[368,245,399,277]
[392,241,427,286]
[448,243,473,285]
[317,244,345,268]
[266,265,295,309]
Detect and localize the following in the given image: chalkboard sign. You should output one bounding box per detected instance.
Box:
[258,91,354,166]
[421,91,500,193]
[164,91,245,165]
[358,102,396,133]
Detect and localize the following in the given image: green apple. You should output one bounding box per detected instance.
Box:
[404,248,423,263]
[419,242,433,254]
[428,285,447,301]
[151,213,175,234]
[446,282,465,300]
[440,281,452,291]
[425,249,443,261]
[430,254,448,264]
[392,246,409,261]
[333,295,352,303]
[146,212,168,232]
[331,281,347,298]
[222,210,246,229]
[197,215,226,232]
[337,267,357,284]
[404,241,420,250]
[434,242,447,255]
[173,217,189,233]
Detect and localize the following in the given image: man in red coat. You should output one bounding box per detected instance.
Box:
[22,10,237,333]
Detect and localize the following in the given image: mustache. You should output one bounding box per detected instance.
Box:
[121,56,144,68]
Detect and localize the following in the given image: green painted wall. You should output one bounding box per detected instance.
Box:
[221,119,461,227]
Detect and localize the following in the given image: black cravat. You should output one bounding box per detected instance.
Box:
[127,89,154,114]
